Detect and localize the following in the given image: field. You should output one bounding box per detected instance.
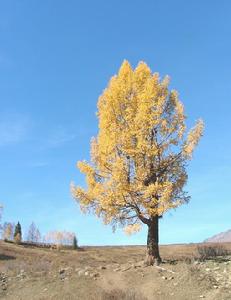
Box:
[1,240,231,300]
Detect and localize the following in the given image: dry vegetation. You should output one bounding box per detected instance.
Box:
[1,241,231,300]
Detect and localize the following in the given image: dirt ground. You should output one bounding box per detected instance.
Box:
[0,241,231,300]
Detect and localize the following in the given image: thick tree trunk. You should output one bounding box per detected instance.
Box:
[145,216,161,266]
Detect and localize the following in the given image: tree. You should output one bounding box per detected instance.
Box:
[27,222,41,243]
[45,231,75,249]
[0,205,3,231]
[14,222,22,244]
[71,61,204,265]
[73,235,78,250]
[2,222,14,241]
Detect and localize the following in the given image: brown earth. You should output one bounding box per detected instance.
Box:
[1,241,231,300]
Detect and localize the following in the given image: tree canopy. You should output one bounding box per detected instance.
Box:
[72,60,204,235]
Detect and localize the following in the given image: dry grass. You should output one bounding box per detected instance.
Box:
[98,289,147,300]
[1,240,231,300]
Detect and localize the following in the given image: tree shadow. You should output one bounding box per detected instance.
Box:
[0,254,16,260]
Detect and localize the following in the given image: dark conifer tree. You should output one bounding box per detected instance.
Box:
[14,222,22,243]
[73,235,78,250]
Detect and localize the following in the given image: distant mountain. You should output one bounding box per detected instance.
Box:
[204,229,231,243]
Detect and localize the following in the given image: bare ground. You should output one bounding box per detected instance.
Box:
[1,241,231,300]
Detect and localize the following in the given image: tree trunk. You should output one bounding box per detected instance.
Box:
[146,216,161,266]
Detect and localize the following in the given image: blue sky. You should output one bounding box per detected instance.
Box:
[0,0,231,245]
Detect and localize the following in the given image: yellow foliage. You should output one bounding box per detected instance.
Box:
[72,60,204,231]
[124,224,141,235]
[14,233,21,244]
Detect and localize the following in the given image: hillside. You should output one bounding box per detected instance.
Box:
[1,241,231,299]
[205,230,231,243]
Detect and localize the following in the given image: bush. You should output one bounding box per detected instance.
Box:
[197,244,229,260]
[99,289,147,300]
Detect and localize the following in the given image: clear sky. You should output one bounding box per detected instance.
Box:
[0,0,230,246]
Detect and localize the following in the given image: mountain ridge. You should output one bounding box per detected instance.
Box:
[204,229,231,243]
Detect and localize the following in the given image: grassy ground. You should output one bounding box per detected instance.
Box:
[1,240,231,299]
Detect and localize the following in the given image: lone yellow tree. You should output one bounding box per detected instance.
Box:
[72,61,204,265]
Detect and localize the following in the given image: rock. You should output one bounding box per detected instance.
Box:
[213,285,219,289]
[98,266,106,270]
[121,266,131,272]
[113,268,121,272]
[213,267,220,271]
[199,296,205,298]
[90,272,100,278]
[0,277,6,283]
[133,261,143,268]
[60,273,65,280]
[58,268,71,280]
[16,271,26,279]
[157,291,162,295]
[78,270,85,276]
[162,276,167,280]
[168,276,174,280]
[84,271,89,276]
[106,264,112,269]
[205,268,210,272]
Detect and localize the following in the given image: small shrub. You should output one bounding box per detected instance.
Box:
[177,256,196,264]
[197,244,228,260]
[99,289,147,300]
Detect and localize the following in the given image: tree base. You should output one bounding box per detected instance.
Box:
[145,254,162,266]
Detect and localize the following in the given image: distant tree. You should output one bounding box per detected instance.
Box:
[72,60,204,265]
[73,235,78,249]
[27,222,41,243]
[35,228,41,243]
[2,222,14,241]
[45,230,75,248]
[0,205,3,232]
[14,222,22,244]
